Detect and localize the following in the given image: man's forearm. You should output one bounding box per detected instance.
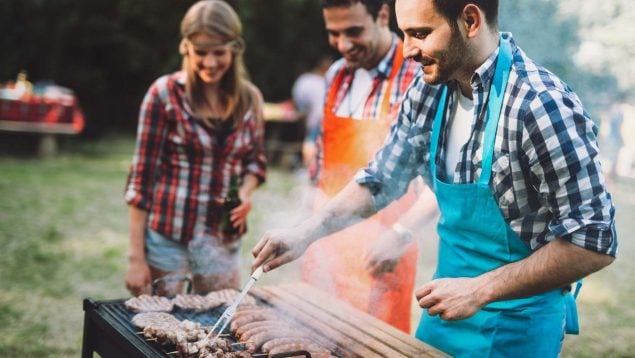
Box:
[475,238,615,304]
[302,180,377,242]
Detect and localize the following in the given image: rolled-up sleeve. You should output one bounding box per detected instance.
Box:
[523,90,617,256]
[125,80,168,211]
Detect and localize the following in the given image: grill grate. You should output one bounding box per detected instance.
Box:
[82,297,318,358]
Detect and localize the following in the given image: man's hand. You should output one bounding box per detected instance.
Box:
[415,277,489,321]
[125,258,152,296]
[251,227,312,273]
[364,226,412,277]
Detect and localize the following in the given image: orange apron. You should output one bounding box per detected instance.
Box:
[301,42,418,333]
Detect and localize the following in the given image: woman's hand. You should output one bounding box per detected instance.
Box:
[125,257,152,296]
[230,189,252,234]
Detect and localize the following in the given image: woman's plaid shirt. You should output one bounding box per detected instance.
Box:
[356,34,617,256]
[125,72,267,244]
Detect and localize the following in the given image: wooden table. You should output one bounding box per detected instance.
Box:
[251,282,447,357]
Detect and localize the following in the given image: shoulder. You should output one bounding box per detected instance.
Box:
[508,47,596,161]
[146,71,183,100]
[510,46,587,126]
[240,80,265,121]
[243,80,264,104]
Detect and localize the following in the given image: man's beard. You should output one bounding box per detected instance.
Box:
[424,28,468,85]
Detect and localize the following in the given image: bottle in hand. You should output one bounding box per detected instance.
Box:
[220,175,242,236]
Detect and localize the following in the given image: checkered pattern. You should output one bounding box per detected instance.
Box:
[356,33,617,256]
[125,71,267,244]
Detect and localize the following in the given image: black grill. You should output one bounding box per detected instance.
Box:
[81,298,313,358]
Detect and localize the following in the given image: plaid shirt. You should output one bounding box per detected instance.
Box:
[356,33,617,256]
[125,71,267,244]
[312,34,420,182]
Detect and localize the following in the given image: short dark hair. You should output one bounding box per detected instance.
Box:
[432,0,498,31]
[321,0,390,20]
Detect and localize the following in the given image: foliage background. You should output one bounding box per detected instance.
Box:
[1,0,633,135]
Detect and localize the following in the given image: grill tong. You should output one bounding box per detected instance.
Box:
[202,265,265,347]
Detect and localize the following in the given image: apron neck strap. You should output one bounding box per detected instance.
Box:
[429,34,513,186]
[430,86,448,182]
[479,34,513,185]
[378,40,404,119]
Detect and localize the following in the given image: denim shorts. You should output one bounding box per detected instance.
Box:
[145,229,241,276]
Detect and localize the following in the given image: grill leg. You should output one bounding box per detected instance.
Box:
[82,311,95,358]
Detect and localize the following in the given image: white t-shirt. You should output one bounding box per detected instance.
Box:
[335,67,377,119]
[445,91,474,180]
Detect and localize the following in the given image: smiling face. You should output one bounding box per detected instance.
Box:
[323,3,389,70]
[396,0,468,85]
[186,32,234,86]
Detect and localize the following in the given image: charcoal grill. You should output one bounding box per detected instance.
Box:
[82,283,447,358]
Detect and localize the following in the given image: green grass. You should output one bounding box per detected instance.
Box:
[0,135,633,357]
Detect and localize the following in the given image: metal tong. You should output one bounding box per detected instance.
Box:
[202,265,265,346]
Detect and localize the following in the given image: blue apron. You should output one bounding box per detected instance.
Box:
[415,35,578,357]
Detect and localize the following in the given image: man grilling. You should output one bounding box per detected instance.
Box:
[253,0,617,356]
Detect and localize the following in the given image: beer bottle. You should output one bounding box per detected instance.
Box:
[220,175,242,235]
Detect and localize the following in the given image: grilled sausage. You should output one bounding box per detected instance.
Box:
[232,307,277,318]
[230,311,283,332]
[243,327,315,351]
[240,322,297,342]
[262,337,315,353]
[235,320,284,338]
[269,342,331,357]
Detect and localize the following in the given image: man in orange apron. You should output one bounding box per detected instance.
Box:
[300,0,435,333]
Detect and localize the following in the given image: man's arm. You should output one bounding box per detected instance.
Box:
[416,238,614,321]
[252,180,377,272]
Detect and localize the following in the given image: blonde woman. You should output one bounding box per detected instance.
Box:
[124,0,266,296]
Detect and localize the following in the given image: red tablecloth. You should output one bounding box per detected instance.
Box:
[0,96,85,134]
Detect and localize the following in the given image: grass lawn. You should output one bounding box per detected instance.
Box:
[0,134,633,357]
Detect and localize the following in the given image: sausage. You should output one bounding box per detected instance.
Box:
[233,306,276,316]
[262,337,315,353]
[231,308,281,320]
[269,342,331,357]
[235,320,285,338]
[244,326,316,351]
[230,311,284,332]
[240,322,296,342]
